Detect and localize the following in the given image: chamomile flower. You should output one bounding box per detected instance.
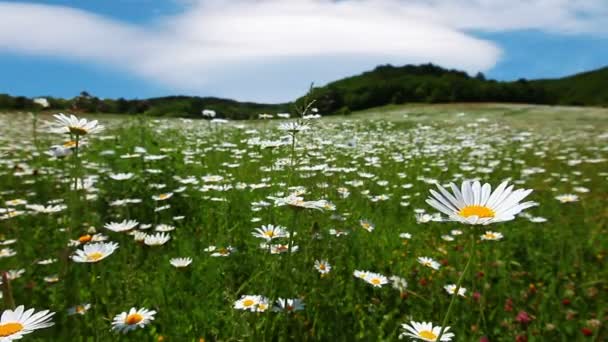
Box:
[480,231,503,241]
[71,242,118,263]
[53,113,104,136]
[234,295,266,312]
[0,305,55,340]
[67,304,91,316]
[362,272,389,288]
[359,219,375,232]
[273,298,305,313]
[444,284,467,297]
[104,220,139,233]
[109,173,134,181]
[400,321,454,341]
[417,257,441,270]
[426,180,536,225]
[111,307,156,334]
[555,194,579,203]
[152,193,173,201]
[314,259,332,274]
[252,224,288,241]
[144,233,170,246]
[170,257,192,268]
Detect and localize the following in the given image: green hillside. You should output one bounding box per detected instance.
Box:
[1,64,606,118]
[297,63,608,114]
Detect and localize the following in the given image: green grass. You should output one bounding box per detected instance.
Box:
[0,104,606,341]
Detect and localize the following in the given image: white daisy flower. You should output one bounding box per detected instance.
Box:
[0,305,55,340]
[273,298,305,313]
[71,242,119,263]
[144,232,171,246]
[252,224,288,241]
[417,257,441,270]
[444,284,467,297]
[53,113,104,136]
[104,220,139,233]
[426,180,536,225]
[480,231,504,241]
[111,307,156,334]
[170,257,192,268]
[314,260,332,274]
[399,321,454,341]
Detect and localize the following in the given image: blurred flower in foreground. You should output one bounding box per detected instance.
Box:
[399,321,454,341]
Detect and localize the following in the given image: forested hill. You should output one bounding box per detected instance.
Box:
[296,64,608,114]
[1,64,606,118]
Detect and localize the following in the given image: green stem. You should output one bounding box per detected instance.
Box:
[437,234,476,340]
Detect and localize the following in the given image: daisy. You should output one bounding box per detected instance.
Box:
[480,231,503,241]
[0,305,55,340]
[53,113,104,136]
[362,272,389,288]
[353,270,369,279]
[170,257,192,268]
[417,257,441,270]
[359,219,375,232]
[67,304,91,316]
[400,321,454,341]
[104,220,139,233]
[144,233,170,246]
[152,193,173,201]
[71,242,119,263]
[111,307,156,334]
[109,173,134,181]
[234,295,267,312]
[208,246,235,257]
[555,194,579,203]
[444,284,467,297]
[426,180,536,225]
[273,298,305,313]
[26,204,67,214]
[252,224,288,241]
[329,229,349,237]
[278,121,310,133]
[314,260,332,274]
[390,275,408,293]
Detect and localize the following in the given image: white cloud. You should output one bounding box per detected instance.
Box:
[0,0,605,102]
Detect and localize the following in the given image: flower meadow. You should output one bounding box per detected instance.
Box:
[0,107,606,341]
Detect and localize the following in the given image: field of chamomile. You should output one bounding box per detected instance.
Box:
[0,103,606,341]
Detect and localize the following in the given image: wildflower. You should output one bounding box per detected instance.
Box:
[111,307,156,333]
[362,272,389,288]
[144,233,171,246]
[53,113,104,135]
[444,284,467,297]
[170,257,192,268]
[0,305,55,340]
[273,298,305,313]
[390,275,409,292]
[399,321,454,341]
[234,295,268,312]
[104,220,139,233]
[359,219,375,232]
[152,193,173,201]
[71,242,118,263]
[426,180,536,225]
[109,173,134,181]
[314,260,332,274]
[67,304,91,316]
[480,231,503,241]
[417,257,441,270]
[555,194,579,203]
[252,225,288,241]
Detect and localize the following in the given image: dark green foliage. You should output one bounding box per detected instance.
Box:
[1,64,606,118]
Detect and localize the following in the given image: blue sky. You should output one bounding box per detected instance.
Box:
[0,0,607,103]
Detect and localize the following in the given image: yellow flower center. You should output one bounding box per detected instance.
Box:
[243,299,255,307]
[458,205,495,218]
[69,126,88,135]
[79,234,92,243]
[86,252,104,261]
[125,313,143,325]
[371,278,381,285]
[0,322,24,337]
[484,233,497,239]
[264,231,275,237]
[76,305,86,314]
[419,330,437,340]
[158,194,169,200]
[63,140,77,148]
[319,264,326,271]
